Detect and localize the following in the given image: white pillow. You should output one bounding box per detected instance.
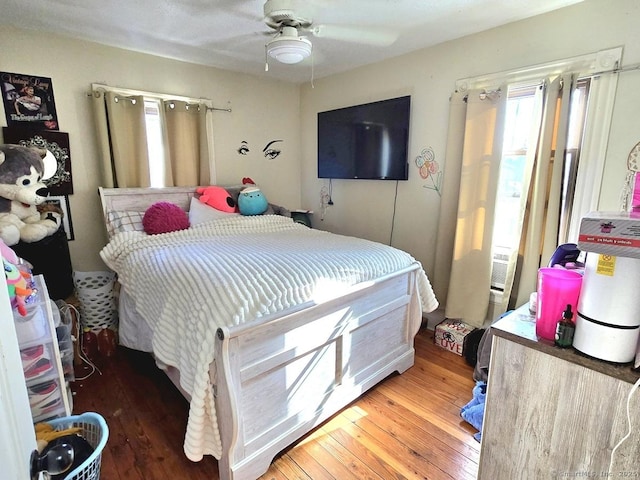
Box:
[189,197,238,225]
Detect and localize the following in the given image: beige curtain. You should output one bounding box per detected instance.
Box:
[504,75,573,310]
[92,89,216,188]
[442,88,507,327]
[162,101,212,186]
[92,92,150,188]
[433,91,468,306]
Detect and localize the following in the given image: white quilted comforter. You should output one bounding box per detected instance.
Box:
[100,215,438,461]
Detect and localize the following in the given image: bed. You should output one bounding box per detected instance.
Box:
[98,186,439,480]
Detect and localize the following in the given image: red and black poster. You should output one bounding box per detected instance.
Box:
[1,71,59,130]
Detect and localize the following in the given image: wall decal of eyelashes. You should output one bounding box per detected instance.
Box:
[236,140,283,159]
[263,140,282,159]
[237,140,249,155]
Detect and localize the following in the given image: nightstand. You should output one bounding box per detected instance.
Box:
[291,210,313,228]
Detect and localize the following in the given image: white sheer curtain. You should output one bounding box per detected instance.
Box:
[92,86,216,188]
[438,88,507,328]
[565,72,620,242]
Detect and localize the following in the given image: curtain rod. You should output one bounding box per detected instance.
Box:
[88,84,232,112]
[208,106,232,112]
[456,47,622,92]
[592,62,640,78]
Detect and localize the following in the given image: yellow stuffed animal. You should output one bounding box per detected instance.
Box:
[34,422,82,452]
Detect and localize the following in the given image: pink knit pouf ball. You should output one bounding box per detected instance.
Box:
[142,202,190,235]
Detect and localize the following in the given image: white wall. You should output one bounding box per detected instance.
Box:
[299,0,640,303]
[0,27,303,271]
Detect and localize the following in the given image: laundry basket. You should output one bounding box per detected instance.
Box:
[46,412,109,480]
[73,271,118,331]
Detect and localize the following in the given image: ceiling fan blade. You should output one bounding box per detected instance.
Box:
[309,24,398,46]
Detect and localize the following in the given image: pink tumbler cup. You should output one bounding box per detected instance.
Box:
[535,268,583,341]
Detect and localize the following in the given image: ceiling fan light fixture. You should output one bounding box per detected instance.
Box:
[266,36,312,64]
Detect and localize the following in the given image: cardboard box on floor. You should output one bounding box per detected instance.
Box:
[434,318,475,356]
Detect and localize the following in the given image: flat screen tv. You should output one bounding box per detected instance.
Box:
[317,95,410,181]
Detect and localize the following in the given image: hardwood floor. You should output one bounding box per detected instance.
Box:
[70,328,480,479]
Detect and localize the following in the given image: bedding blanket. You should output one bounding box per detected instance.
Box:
[100,215,438,461]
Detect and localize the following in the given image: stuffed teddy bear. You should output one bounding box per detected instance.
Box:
[0,144,60,246]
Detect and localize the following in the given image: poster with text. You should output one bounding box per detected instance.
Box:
[1,72,59,130]
[2,126,73,195]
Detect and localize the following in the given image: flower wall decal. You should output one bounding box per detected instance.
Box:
[415,147,442,195]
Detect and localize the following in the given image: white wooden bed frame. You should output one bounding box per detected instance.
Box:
[99,186,425,480]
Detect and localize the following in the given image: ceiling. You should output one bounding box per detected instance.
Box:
[1,0,583,84]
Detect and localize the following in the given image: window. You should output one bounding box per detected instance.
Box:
[491,86,537,289]
[558,78,590,244]
[143,99,166,188]
[491,79,590,290]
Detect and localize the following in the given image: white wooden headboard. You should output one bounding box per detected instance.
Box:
[98,186,199,216]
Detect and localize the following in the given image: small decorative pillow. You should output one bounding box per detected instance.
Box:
[106,210,144,237]
[142,202,190,235]
[189,197,238,225]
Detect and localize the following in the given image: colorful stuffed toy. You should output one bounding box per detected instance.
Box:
[237,178,291,217]
[238,186,269,216]
[4,259,34,316]
[1,238,35,315]
[0,144,60,246]
[34,421,83,454]
[196,186,238,213]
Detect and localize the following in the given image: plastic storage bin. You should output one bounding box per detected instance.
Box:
[14,275,72,423]
[46,412,109,480]
[53,300,75,382]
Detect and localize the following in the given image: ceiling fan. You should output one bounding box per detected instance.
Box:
[262,0,398,68]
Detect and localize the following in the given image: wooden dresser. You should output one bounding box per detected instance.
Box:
[478,305,640,479]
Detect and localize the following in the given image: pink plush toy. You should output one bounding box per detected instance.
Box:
[196,186,237,213]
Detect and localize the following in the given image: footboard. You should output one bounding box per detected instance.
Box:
[213,263,423,480]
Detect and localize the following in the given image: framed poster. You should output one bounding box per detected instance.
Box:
[1,72,58,130]
[40,195,74,241]
[2,127,73,195]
